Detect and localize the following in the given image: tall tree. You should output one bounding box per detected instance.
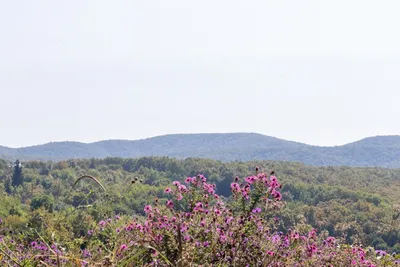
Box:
[11,159,23,187]
[4,177,12,194]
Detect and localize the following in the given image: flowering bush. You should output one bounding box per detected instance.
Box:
[1,170,399,266]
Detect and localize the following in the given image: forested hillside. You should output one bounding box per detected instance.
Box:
[1,156,399,256]
[3,133,400,167]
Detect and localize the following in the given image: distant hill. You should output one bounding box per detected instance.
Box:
[2,133,400,167]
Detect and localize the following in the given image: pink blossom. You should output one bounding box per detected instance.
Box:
[98,220,106,228]
[164,188,172,193]
[166,200,174,209]
[267,251,275,256]
[144,205,152,214]
[119,244,128,253]
[178,184,187,192]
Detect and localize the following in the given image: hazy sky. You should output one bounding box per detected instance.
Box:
[1,0,400,148]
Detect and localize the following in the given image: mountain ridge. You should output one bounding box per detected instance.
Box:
[2,133,400,167]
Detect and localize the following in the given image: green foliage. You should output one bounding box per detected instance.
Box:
[0,156,399,253]
[11,159,23,187]
[0,171,398,266]
[30,194,54,212]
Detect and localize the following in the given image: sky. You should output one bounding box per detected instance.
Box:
[1,0,400,148]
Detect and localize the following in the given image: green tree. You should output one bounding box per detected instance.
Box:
[30,194,54,212]
[11,159,23,187]
[4,177,12,194]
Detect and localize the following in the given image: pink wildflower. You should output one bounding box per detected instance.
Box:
[166,200,174,209]
[119,244,128,253]
[144,205,152,214]
[164,188,172,193]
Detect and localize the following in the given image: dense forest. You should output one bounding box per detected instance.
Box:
[4,133,400,167]
[1,156,399,258]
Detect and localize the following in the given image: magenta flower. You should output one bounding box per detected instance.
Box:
[252,207,262,213]
[267,250,275,256]
[119,244,128,253]
[136,224,143,231]
[180,224,188,233]
[273,191,282,201]
[214,209,221,216]
[308,229,317,239]
[82,249,91,258]
[166,200,174,209]
[219,235,227,243]
[245,176,256,184]
[291,232,300,240]
[165,188,172,193]
[98,220,106,228]
[306,244,318,257]
[195,202,203,208]
[178,184,187,192]
[230,183,241,193]
[125,224,134,231]
[199,175,207,182]
[144,205,152,214]
[202,183,215,194]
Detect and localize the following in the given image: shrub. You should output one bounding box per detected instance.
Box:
[0,170,399,266]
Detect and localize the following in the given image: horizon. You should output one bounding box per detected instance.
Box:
[2,1,400,148]
[2,132,399,149]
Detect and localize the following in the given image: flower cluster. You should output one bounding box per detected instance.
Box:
[0,171,398,266]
